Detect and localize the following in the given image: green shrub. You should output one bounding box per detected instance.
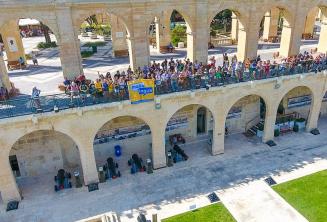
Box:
[296,118,306,123]
[81,51,94,58]
[171,25,187,47]
[25,54,32,60]
[37,41,57,49]
[274,129,280,137]
[83,41,107,47]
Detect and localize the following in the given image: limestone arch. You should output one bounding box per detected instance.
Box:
[223,92,272,136]
[73,9,132,37]
[164,103,216,156]
[92,115,154,171]
[0,16,59,41]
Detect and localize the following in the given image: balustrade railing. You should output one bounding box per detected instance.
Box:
[0,59,326,120]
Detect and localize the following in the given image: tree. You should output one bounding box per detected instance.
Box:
[40,22,51,44]
[85,15,98,26]
[171,25,187,46]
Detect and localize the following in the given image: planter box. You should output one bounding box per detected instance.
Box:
[296,121,306,130]
[257,130,263,138]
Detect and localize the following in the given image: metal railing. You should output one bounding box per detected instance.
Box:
[0,59,326,120]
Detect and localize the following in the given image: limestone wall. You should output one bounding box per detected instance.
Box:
[226,95,261,134]
[281,86,312,119]
[10,131,80,177]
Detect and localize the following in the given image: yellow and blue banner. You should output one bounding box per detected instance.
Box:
[128,79,155,104]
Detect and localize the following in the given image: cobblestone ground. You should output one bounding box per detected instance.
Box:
[1,116,327,222]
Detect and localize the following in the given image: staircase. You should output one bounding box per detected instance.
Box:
[244,120,264,137]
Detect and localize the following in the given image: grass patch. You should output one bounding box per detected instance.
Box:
[162,203,236,222]
[83,41,107,47]
[37,41,57,49]
[273,170,327,222]
[81,51,94,58]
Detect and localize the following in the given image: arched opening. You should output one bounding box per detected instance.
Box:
[307,6,327,54]
[274,86,313,136]
[225,95,267,150]
[0,18,62,96]
[93,116,152,178]
[165,104,214,162]
[9,130,83,199]
[78,13,131,79]
[148,10,193,60]
[208,9,240,63]
[257,7,294,58]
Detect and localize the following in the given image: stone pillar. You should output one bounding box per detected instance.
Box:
[231,12,239,42]
[237,18,259,61]
[110,14,129,58]
[212,114,224,155]
[151,127,167,169]
[262,101,277,143]
[55,7,84,79]
[155,12,171,53]
[262,8,279,41]
[303,8,319,37]
[279,10,305,57]
[0,53,12,90]
[1,20,25,63]
[187,2,209,64]
[128,12,150,70]
[318,8,327,53]
[77,139,99,185]
[306,93,323,131]
[0,152,21,205]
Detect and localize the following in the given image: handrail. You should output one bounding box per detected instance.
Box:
[0,59,326,120]
[245,116,261,132]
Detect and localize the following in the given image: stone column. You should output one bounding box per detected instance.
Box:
[151,126,167,169]
[0,53,12,90]
[128,12,150,70]
[0,151,21,205]
[155,12,171,53]
[262,8,279,41]
[279,9,305,57]
[212,116,225,155]
[306,93,323,131]
[1,20,26,63]
[76,139,99,185]
[110,14,129,58]
[237,17,259,61]
[318,8,327,53]
[231,12,239,42]
[55,7,84,79]
[262,101,277,143]
[303,8,319,37]
[187,2,209,64]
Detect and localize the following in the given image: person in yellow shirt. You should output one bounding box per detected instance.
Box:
[94,79,103,97]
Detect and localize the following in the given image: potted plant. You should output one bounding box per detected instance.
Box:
[293,124,299,132]
[295,118,306,130]
[256,124,264,138]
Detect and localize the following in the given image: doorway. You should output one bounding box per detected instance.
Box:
[9,155,21,177]
[197,107,207,134]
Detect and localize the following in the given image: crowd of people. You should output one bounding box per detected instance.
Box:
[59,51,327,104]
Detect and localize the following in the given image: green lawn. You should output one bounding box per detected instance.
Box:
[162,203,236,222]
[273,170,327,222]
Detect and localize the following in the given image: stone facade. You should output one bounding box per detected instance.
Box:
[0,71,326,205]
[0,0,325,78]
[1,0,327,208]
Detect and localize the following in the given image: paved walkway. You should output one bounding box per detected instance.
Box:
[219,181,308,222]
[1,117,327,222]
